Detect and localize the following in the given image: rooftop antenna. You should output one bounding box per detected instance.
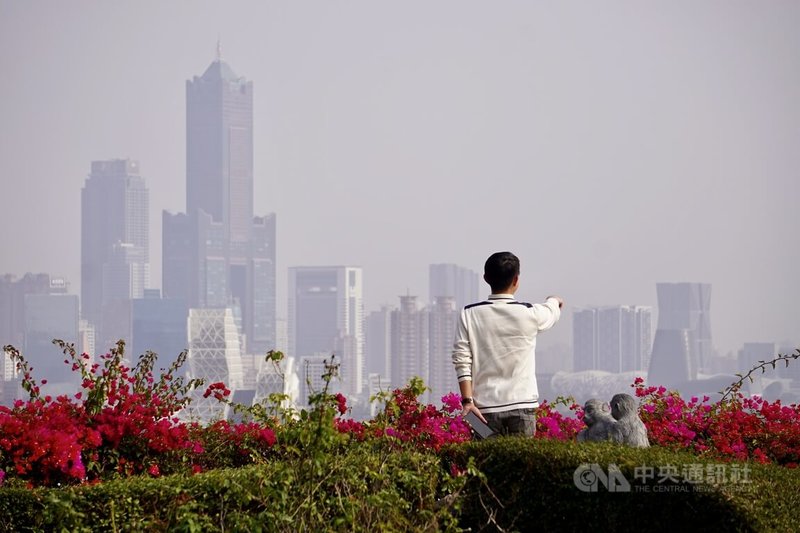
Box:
[216,35,222,61]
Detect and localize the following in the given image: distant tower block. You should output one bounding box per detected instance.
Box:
[163,54,276,354]
[648,283,712,386]
[573,306,652,373]
[288,266,364,397]
[649,329,693,386]
[429,263,479,310]
[390,295,429,391]
[81,159,150,351]
[428,296,458,402]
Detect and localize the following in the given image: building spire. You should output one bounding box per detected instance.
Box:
[216,36,222,62]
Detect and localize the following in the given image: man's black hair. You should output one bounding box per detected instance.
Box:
[484,252,520,293]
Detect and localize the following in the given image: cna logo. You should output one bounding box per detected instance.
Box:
[573,463,631,493]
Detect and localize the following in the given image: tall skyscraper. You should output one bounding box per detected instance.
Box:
[648,283,712,386]
[163,53,276,354]
[288,266,364,396]
[428,296,458,402]
[573,306,652,373]
[186,54,253,246]
[365,305,394,381]
[390,295,429,391]
[81,159,149,352]
[429,263,479,310]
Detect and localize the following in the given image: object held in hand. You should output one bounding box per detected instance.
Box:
[464,411,495,440]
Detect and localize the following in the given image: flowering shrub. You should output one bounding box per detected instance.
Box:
[0,341,280,486]
[1,341,799,488]
[632,377,800,466]
[0,396,98,485]
[534,397,585,441]
[368,381,471,450]
[525,375,800,467]
[0,346,475,487]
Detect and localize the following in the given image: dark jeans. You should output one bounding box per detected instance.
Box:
[483,408,537,437]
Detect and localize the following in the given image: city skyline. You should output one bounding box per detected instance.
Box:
[1,2,799,357]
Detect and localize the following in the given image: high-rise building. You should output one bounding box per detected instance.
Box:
[249,215,277,351]
[1,273,52,350]
[186,53,253,247]
[288,266,364,396]
[1,274,78,402]
[365,305,394,381]
[23,282,80,396]
[573,306,652,373]
[163,54,276,354]
[572,308,597,372]
[81,159,149,352]
[131,290,188,365]
[428,296,458,403]
[630,307,653,371]
[429,263,479,310]
[184,308,244,423]
[648,283,712,386]
[390,295,429,391]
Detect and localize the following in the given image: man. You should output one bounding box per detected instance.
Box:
[453,251,563,436]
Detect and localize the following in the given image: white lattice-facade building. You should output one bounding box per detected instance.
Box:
[184,308,244,423]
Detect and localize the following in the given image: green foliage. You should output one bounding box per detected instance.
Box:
[0,351,471,531]
[0,442,462,532]
[5,439,799,531]
[451,437,800,532]
[5,340,800,531]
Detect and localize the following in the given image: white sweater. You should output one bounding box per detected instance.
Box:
[452,294,561,413]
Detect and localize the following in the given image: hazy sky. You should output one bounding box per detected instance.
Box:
[1,1,798,356]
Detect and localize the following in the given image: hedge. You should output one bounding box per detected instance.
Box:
[452,437,800,532]
[2,438,799,532]
[0,443,459,532]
